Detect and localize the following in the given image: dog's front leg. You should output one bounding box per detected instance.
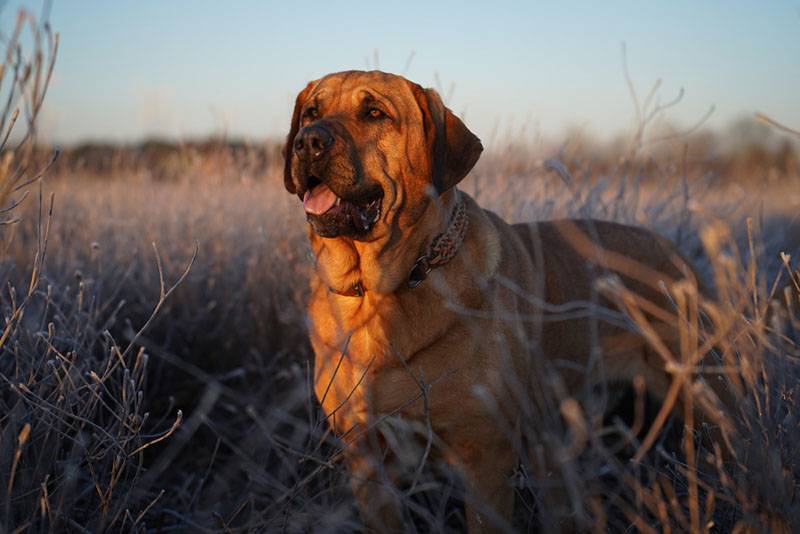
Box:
[344,445,406,532]
[455,440,516,534]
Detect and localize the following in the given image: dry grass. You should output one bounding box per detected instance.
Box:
[0,139,797,532]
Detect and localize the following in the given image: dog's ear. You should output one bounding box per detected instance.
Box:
[283,81,316,195]
[409,82,483,194]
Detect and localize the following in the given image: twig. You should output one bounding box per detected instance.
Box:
[120,241,198,359]
[755,111,800,139]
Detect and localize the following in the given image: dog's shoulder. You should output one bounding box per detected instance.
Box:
[458,193,505,281]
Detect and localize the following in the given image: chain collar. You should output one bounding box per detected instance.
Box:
[329,195,469,297]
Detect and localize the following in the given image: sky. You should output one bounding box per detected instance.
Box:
[4,0,799,146]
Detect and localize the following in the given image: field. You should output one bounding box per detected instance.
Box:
[0,135,799,532]
[1,10,800,532]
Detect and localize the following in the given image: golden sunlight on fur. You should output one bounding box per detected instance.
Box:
[284,71,735,533]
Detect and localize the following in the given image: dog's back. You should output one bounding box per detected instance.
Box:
[506,218,698,394]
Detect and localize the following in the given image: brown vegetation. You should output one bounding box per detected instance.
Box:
[0,134,797,531]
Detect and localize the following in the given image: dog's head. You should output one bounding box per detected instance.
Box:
[283,70,482,239]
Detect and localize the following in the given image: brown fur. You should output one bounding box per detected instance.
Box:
[283,71,721,532]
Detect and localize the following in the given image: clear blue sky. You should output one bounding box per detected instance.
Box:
[7,1,799,145]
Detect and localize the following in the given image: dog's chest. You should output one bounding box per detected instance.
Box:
[313,323,397,434]
[310,291,450,434]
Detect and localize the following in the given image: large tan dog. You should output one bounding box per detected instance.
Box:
[283,70,726,532]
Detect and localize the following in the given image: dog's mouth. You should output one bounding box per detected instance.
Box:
[302,175,382,238]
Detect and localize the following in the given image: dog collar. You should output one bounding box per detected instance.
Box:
[329,196,469,297]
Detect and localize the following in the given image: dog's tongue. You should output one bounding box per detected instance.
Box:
[303,183,338,215]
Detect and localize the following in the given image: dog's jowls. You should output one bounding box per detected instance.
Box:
[282,70,731,533]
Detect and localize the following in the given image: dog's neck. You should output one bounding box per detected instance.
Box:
[308,189,461,296]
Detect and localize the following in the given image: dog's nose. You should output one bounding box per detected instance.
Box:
[293,125,333,160]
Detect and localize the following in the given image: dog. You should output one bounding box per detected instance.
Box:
[282,70,730,532]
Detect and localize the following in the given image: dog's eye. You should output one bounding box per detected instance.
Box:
[304,107,319,120]
[365,107,387,121]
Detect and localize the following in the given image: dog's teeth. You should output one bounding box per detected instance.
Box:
[358,210,371,231]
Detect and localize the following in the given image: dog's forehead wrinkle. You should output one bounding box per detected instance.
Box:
[308,92,326,111]
[317,71,412,115]
[312,76,352,110]
[353,87,399,111]
[310,87,328,100]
